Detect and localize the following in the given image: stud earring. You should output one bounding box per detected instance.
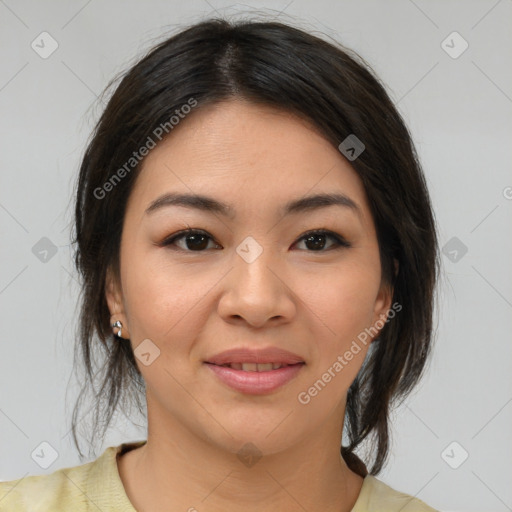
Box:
[111,320,123,339]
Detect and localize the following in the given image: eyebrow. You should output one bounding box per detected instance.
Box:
[144,192,362,219]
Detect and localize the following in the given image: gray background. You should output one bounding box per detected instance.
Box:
[0,1,511,511]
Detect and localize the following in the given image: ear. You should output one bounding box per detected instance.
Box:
[370,258,399,341]
[371,282,392,329]
[105,265,130,339]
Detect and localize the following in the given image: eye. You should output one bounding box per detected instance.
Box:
[160,228,350,253]
[293,229,351,252]
[160,229,220,252]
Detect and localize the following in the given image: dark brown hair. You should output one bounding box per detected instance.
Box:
[71,16,440,474]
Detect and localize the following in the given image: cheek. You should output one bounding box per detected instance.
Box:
[303,261,380,365]
[294,268,378,413]
[121,249,213,344]
[122,261,214,394]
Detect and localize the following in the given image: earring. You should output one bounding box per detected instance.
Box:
[111,320,123,339]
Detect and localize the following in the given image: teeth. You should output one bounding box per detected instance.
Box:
[222,362,287,371]
[249,363,273,372]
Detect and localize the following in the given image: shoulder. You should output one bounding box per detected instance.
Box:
[0,456,97,511]
[352,475,439,512]
[0,442,143,512]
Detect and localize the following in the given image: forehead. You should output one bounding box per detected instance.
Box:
[127,99,373,227]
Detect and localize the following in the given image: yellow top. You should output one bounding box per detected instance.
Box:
[0,440,438,511]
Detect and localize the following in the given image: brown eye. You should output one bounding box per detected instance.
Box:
[162,229,220,252]
[293,230,351,251]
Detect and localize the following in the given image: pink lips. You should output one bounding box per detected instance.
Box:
[204,347,305,395]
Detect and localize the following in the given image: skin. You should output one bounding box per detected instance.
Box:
[106,98,394,512]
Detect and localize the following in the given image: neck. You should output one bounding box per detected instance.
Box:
[118,416,364,512]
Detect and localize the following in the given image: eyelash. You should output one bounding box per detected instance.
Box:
[159,228,351,253]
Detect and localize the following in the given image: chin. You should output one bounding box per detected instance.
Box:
[198,406,308,457]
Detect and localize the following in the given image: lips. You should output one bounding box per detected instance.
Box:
[219,362,291,371]
[204,347,305,394]
[205,347,305,367]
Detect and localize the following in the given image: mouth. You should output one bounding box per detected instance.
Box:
[205,346,305,367]
[204,361,305,394]
[204,347,305,394]
[212,362,302,371]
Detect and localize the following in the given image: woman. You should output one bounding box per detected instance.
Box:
[0,17,440,511]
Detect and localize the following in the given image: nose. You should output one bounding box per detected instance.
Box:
[217,239,296,329]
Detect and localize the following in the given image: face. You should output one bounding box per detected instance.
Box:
[106,98,393,456]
